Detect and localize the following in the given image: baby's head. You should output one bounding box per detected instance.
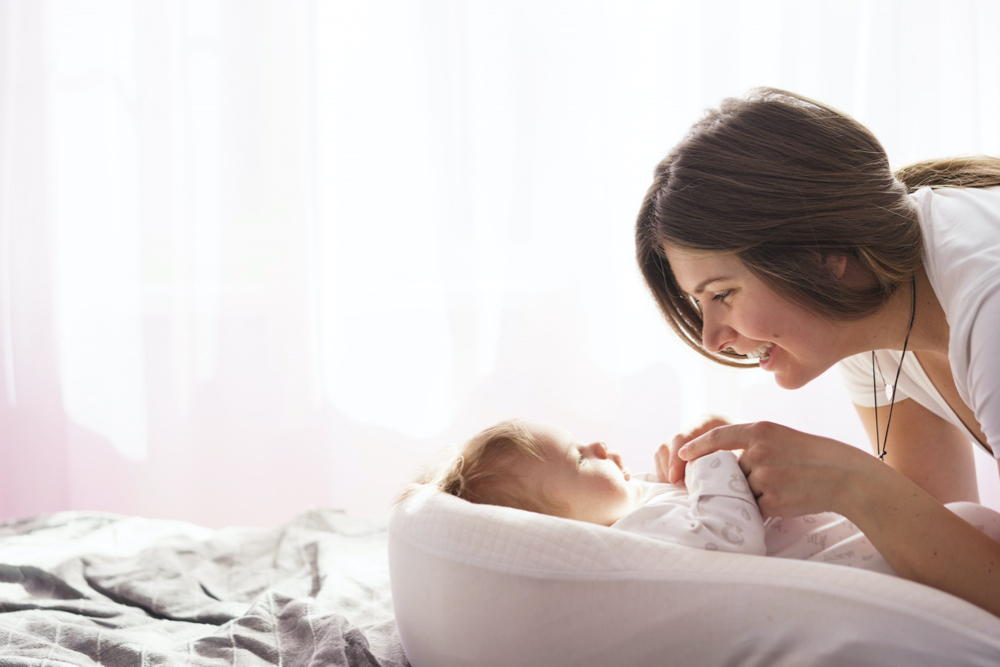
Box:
[414,419,636,526]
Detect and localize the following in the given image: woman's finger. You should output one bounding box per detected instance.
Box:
[678,422,762,461]
[681,416,731,444]
[658,415,732,483]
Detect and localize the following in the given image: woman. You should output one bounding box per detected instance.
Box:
[635,88,1000,617]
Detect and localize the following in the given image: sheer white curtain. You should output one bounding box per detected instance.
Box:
[1,0,998,527]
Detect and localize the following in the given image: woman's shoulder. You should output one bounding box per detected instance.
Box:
[913,185,1000,240]
[916,185,1000,309]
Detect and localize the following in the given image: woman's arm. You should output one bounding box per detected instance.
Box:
[854,399,980,504]
[843,453,1000,617]
[679,422,1000,618]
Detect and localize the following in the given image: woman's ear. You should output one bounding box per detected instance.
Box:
[823,253,848,280]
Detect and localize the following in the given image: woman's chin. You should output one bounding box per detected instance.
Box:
[773,374,806,390]
[772,365,823,390]
[761,348,827,390]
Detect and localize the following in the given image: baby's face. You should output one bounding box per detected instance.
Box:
[519,421,636,527]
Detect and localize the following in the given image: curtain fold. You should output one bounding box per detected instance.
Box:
[2,0,998,526]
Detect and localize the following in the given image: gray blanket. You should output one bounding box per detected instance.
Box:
[0,510,408,666]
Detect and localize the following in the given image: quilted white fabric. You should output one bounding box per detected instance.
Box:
[389,488,1000,667]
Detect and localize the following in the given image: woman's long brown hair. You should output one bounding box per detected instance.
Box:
[635,87,1000,368]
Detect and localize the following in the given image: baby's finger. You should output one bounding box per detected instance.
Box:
[654,443,670,482]
[667,434,687,483]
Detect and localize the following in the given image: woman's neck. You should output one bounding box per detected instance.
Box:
[864,266,949,355]
[908,266,950,354]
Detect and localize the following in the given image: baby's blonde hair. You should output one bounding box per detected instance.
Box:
[397,418,565,516]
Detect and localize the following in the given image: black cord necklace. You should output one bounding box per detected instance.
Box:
[872,274,917,462]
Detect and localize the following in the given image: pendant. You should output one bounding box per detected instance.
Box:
[885,384,894,402]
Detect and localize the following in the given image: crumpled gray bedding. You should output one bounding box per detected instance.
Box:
[0,509,408,667]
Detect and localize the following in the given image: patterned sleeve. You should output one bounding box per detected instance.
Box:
[613,451,765,555]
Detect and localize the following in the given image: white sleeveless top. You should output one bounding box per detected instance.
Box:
[839,185,1000,458]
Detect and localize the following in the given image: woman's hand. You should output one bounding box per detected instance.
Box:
[678,421,876,518]
[655,416,731,484]
[680,420,1000,619]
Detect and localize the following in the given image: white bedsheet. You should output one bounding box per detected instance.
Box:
[389,488,1000,666]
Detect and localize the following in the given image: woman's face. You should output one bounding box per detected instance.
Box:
[663,246,846,390]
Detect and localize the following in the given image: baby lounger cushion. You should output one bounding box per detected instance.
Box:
[389,488,1000,667]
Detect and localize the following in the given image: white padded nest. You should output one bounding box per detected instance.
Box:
[389,488,1000,667]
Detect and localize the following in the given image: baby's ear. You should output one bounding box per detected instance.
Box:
[822,252,849,280]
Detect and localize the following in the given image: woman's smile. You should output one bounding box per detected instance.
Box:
[663,246,845,389]
[746,342,774,362]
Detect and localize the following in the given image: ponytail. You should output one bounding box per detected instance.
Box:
[894,156,1000,193]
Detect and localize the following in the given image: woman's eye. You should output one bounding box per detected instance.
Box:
[712,289,733,302]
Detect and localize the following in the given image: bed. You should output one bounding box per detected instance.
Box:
[0,509,406,666]
[6,495,1000,667]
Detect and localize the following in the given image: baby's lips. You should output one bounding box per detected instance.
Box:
[622,467,631,481]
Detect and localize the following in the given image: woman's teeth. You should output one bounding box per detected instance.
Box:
[746,343,774,361]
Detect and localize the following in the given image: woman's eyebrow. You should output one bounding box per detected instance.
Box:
[690,276,733,294]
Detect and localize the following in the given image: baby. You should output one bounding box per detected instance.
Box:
[409,418,1000,574]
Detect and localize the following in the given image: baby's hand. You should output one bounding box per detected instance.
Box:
[655,416,731,484]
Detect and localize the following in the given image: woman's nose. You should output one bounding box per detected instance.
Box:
[701,310,735,354]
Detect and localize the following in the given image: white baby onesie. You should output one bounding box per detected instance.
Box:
[616,452,1000,574]
[613,450,765,555]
